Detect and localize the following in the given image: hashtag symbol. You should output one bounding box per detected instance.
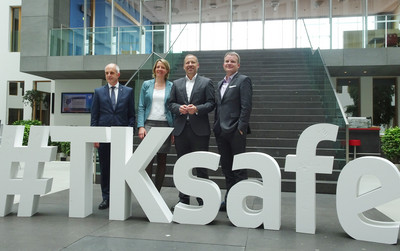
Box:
[0,126,56,217]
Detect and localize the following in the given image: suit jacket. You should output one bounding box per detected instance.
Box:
[137,79,174,128]
[168,75,215,137]
[214,73,252,135]
[90,83,135,128]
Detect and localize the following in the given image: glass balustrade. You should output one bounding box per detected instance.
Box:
[50,25,169,56]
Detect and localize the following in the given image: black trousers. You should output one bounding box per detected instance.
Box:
[98,143,111,201]
[215,129,248,202]
[174,122,210,204]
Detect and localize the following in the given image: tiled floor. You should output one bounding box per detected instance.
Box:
[1,162,399,250]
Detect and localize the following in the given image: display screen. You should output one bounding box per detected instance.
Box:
[61,93,93,113]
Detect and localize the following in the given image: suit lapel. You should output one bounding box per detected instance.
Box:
[179,79,189,104]
[103,85,113,108]
[222,74,238,100]
[115,85,124,110]
[217,80,224,103]
[189,77,201,103]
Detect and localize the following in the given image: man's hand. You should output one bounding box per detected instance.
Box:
[179,105,188,114]
[187,104,198,115]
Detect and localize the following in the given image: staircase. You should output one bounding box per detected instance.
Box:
[137,48,347,194]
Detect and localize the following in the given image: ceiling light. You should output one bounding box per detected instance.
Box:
[314,0,324,8]
[271,0,280,12]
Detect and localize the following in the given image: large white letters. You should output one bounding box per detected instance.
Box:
[172,151,221,225]
[337,157,400,244]
[0,126,56,217]
[228,152,281,230]
[285,123,338,234]
[50,126,110,218]
[0,124,399,245]
[110,127,173,222]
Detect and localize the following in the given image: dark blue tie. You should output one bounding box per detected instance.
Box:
[110,86,116,110]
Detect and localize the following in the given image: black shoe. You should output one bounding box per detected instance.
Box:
[98,199,109,210]
[220,201,226,211]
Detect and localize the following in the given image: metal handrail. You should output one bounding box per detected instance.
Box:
[124,24,188,86]
[301,19,314,51]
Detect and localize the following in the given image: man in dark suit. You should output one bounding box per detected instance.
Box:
[168,54,215,206]
[214,52,252,211]
[90,63,135,210]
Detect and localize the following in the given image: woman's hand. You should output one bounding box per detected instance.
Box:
[138,127,147,140]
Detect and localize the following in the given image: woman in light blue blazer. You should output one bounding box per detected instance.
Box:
[137,58,173,191]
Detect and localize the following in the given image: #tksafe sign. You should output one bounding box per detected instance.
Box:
[0,124,399,245]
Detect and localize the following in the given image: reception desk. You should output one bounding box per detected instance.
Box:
[349,127,381,158]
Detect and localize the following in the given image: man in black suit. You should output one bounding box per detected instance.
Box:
[91,63,135,210]
[168,54,215,206]
[214,52,252,211]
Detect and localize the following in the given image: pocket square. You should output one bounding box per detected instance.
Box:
[229,85,236,88]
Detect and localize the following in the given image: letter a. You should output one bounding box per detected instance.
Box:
[227,152,281,230]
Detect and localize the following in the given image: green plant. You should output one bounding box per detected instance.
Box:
[22,90,45,120]
[23,90,44,108]
[381,126,400,163]
[12,120,42,145]
[373,84,395,126]
[60,142,71,156]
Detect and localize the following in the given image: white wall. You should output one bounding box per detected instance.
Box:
[0,0,51,125]
[53,79,104,126]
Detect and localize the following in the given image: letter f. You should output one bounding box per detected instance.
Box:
[285,123,338,234]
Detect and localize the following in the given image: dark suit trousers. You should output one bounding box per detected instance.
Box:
[174,122,210,204]
[98,143,111,201]
[215,130,248,202]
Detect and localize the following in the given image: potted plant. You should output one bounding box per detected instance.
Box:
[60,142,71,161]
[381,126,400,168]
[12,120,42,145]
[22,90,44,120]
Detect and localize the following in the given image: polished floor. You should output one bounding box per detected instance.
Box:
[0,162,399,251]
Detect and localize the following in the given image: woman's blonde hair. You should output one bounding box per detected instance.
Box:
[152,58,170,80]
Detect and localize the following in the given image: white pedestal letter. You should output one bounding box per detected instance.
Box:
[285,123,338,234]
[337,157,400,244]
[0,126,56,217]
[50,126,110,218]
[172,151,221,225]
[110,127,173,222]
[227,152,281,230]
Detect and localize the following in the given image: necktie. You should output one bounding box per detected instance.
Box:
[110,86,116,110]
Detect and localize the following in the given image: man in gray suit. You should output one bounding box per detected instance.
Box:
[214,51,252,211]
[168,54,215,206]
[91,63,135,210]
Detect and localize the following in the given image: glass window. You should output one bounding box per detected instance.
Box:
[8,109,23,125]
[20,82,24,94]
[201,0,230,51]
[9,82,18,96]
[10,7,21,52]
[337,78,360,118]
[373,78,396,127]
[232,0,263,50]
[265,0,296,48]
[298,0,330,49]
